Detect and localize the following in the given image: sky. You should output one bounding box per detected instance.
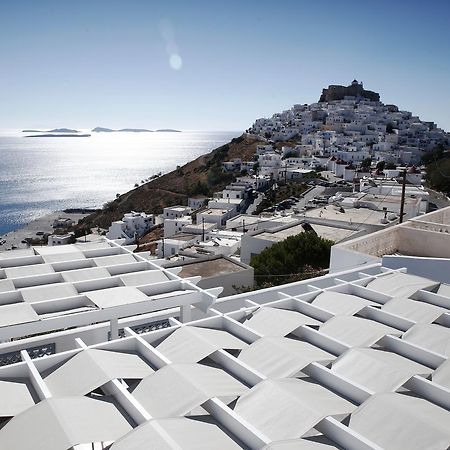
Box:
[0,0,449,131]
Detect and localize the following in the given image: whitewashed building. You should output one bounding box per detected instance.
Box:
[106,212,155,244]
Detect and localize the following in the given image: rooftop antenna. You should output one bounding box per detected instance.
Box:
[399,170,407,223]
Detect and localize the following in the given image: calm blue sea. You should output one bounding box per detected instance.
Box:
[0,130,239,235]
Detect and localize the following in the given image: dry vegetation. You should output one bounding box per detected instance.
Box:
[78,133,264,229]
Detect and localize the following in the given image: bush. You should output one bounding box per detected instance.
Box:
[250,231,333,287]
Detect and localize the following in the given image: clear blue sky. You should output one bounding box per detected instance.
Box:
[1,0,449,131]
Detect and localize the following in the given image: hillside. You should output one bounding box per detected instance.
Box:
[78,133,264,229]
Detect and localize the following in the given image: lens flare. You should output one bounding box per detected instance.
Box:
[169,54,183,71]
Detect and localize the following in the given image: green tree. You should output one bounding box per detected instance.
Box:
[376,160,386,171]
[385,162,397,170]
[250,231,333,287]
[361,158,372,169]
[386,123,395,134]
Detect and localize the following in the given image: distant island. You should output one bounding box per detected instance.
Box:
[25,133,91,138]
[92,127,181,133]
[22,128,80,133]
[22,127,182,136]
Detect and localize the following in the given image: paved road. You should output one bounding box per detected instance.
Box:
[296,186,326,210]
[245,193,264,215]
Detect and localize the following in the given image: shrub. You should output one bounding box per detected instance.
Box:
[250,231,333,287]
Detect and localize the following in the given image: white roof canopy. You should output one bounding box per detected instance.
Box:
[4,263,55,279]
[0,303,39,327]
[234,379,355,441]
[381,297,446,323]
[20,283,78,303]
[319,315,400,347]
[0,397,132,450]
[42,251,87,264]
[402,323,450,356]
[311,291,376,315]
[243,307,321,336]
[85,286,150,309]
[366,272,438,298]
[0,279,15,292]
[61,267,111,283]
[0,380,34,417]
[349,393,450,450]
[120,270,169,286]
[238,337,334,378]
[93,254,137,267]
[432,359,450,390]
[132,363,248,417]
[45,349,153,396]
[111,417,241,450]
[437,283,450,297]
[263,439,337,449]
[331,348,432,392]
[156,326,247,363]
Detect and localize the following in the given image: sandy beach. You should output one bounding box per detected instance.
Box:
[0,211,91,251]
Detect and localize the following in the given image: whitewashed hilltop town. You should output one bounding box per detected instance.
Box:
[1,82,450,450]
[2,81,450,296]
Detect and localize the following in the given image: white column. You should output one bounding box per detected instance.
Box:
[179,305,192,323]
[110,318,119,340]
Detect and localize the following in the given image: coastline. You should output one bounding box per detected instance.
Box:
[0,211,91,251]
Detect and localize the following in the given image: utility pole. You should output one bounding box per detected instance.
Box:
[242,218,245,233]
[162,236,165,258]
[202,217,205,242]
[399,169,407,223]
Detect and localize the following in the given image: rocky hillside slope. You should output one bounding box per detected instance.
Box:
[78,133,264,229]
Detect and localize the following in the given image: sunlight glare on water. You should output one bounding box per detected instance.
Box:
[0,130,238,234]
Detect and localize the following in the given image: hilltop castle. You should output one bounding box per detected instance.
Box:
[319,80,380,103]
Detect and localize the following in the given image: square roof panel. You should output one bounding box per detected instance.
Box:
[243,307,321,337]
[20,283,78,303]
[0,279,16,292]
[349,393,450,450]
[61,267,111,283]
[0,303,39,327]
[238,337,335,378]
[4,264,55,279]
[120,270,169,286]
[381,298,446,324]
[93,254,137,267]
[311,291,377,316]
[331,348,432,392]
[84,286,150,308]
[41,251,86,264]
[319,316,401,347]
[34,245,83,256]
[366,272,438,298]
[402,323,450,357]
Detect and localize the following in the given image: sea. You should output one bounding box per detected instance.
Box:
[0,130,239,235]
